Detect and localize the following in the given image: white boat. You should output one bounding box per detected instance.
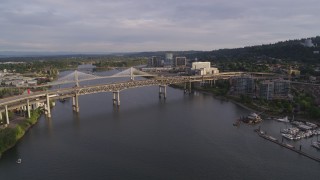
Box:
[276,116,289,123]
[247,113,260,120]
[16,158,22,164]
[282,133,294,140]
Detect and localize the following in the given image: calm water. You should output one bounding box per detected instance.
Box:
[0,68,319,180]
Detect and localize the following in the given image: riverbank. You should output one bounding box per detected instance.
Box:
[0,109,42,158]
[181,85,319,123]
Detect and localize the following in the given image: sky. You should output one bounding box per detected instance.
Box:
[0,0,319,53]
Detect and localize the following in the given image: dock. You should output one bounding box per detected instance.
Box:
[255,129,320,163]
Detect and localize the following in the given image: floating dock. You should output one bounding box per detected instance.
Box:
[255,129,320,163]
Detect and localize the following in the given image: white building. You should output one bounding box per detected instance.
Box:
[192,62,211,70]
[191,62,219,75]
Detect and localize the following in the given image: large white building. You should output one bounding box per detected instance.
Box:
[192,62,210,69]
[191,62,219,75]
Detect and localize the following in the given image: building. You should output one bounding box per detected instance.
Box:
[273,79,290,99]
[288,69,300,77]
[230,76,254,95]
[309,76,317,83]
[259,80,274,100]
[165,53,173,67]
[148,56,163,67]
[192,62,210,70]
[174,57,187,67]
[191,62,219,75]
[0,73,37,87]
[259,79,290,100]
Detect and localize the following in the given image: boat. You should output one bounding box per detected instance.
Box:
[16,158,22,164]
[247,113,261,120]
[276,116,289,123]
[267,135,277,141]
[285,143,294,149]
[282,133,294,140]
[233,121,240,127]
[244,112,262,124]
[311,141,320,150]
[306,122,318,129]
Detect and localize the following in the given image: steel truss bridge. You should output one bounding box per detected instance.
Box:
[0,67,277,126]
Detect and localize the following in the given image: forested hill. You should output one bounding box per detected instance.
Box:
[192,36,320,63]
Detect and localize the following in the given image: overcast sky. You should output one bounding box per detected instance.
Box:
[0,0,319,52]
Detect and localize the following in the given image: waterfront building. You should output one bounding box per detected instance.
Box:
[259,79,290,100]
[260,80,274,100]
[230,76,254,95]
[273,79,290,99]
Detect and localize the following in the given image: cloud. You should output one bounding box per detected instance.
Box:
[0,0,319,52]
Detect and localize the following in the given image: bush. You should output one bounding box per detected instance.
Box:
[0,108,41,156]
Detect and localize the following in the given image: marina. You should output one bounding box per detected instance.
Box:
[267,116,320,141]
[255,129,320,163]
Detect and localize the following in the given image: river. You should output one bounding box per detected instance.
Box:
[0,67,319,180]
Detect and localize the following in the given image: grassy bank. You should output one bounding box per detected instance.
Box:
[0,109,41,158]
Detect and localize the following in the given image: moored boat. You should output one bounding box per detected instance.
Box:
[276,116,289,123]
[311,141,320,150]
[16,158,22,164]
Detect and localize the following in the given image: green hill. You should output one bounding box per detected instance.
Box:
[192,36,320,63]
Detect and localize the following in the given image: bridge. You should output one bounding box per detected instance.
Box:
[0,67,277,127]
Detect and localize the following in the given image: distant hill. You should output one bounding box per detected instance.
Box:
[1,36,319,63]
[191,36,320,63]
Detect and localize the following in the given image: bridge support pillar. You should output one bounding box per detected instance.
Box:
[0,111,2,120]
[27,99,31,118]
[5,105,9,126]
[184,82,192,94]
[159,85,167,99]
[72,94,79,112]
[113,91,120,107]
[46,94,51,118]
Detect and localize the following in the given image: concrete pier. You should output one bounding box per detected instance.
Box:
[5,105,9,125]
[184,82,192,94]
[159,85,167,99]
[27,99,31,118]
[112,91,120,107]
[46,94,51,118]
[72,94,79,112]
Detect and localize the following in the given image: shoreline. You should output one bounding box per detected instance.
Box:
[0,109,42,158]
[180,85,320,124]
[187,87,259,113]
